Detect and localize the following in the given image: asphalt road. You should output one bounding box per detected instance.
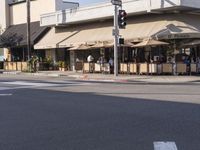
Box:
[0,75,200,150]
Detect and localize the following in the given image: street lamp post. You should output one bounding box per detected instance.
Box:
[27,0,31,61]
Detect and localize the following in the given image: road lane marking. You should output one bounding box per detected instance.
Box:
[0,80,86,94]
[0,87,12,90]
[154,141,178,150]
[0,94,12,96]
[0,81,95,89]
[1,81,56,86]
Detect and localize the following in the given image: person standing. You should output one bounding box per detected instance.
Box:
[109,57,114,74]
[87,54,94,63]
[87,54,94,73]
[197,57,200,73]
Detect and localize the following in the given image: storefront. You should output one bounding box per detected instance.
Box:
[34,13,200,74]
[0,21,49,71]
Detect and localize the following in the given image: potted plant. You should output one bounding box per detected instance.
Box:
[46,57,54,70]
[58,61,68,71]
[58,61,63,71]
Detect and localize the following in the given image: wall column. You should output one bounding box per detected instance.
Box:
[70,51,75,71]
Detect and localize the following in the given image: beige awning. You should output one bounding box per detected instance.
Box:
[34,27,76,49]
[35,14,200,49]
[68,44,92,51]
[121,14,200,41]
[59,22,113,48]
[133,39,169,47]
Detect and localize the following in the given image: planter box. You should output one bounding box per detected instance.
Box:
[59,67,67,71]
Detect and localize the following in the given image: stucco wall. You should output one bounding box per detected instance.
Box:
[0,0,9,29]
[40,0,183,26]
[9,0,55,25]
[55,1,79,11]
[9,0,80,25]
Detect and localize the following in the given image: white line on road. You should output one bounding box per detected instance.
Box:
[0,94,13,96]
[1,81,56,86]
[154,142,178,150]
[1,81,93,87]
[0,87,12,90]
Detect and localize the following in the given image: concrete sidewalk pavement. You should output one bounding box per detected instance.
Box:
[1,70,200,83]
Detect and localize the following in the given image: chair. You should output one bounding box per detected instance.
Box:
[176,63,187,74]
[139,63,148,74]
[191,63,197,73]
[83,63,90,73]
[103,63,110,74]
[149,63,157,74]
[75,62,83,71]
[129,63,137,74]
[94,63,101,73]
[120,63,128,74]
[162,63,173,74]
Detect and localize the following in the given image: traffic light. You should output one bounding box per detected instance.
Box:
[118,10,127,29]
[118,37,124,45]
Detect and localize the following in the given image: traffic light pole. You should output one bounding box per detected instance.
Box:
[27,0,31,61]
[114,5,119,77]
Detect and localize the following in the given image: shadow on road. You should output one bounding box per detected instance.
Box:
[0,88,200,150]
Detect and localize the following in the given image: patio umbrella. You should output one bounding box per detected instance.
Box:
[133,39,169,74]
[121,42,135,47]
[182,39,200,47]
[90,41,113,49]
[133,39,169,48]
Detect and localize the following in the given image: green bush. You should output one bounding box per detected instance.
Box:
[58,61,68,68]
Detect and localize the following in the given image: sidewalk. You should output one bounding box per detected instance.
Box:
[1,70,200,83]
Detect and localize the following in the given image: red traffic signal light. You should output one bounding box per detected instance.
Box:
[118,10,127,29]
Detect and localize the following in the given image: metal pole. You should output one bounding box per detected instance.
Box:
[114,5,119,76]
[27,0,31,61]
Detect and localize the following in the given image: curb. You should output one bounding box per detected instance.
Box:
[3,71,21,75]
[1,71,200,84]
[2,72,61,77]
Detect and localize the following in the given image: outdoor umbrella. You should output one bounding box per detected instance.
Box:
[121,42,135,47]
[90,41,113,49]
[182,39,200,47]
[133,39,169,47]
[133,39,169,74]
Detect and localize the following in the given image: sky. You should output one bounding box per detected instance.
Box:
[68,0,109,6]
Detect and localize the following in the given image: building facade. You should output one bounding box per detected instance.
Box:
[0,0,79,70]
[34,0,200,74]
[1,0,200,74]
